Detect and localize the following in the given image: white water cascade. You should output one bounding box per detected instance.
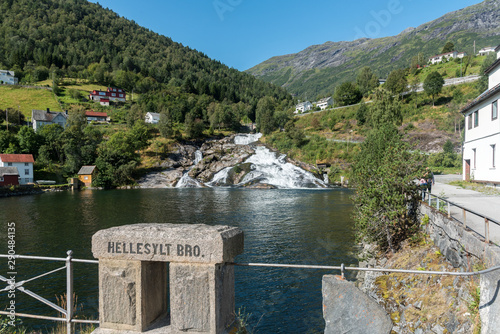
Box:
[175,150,204,188]
[208,134,327,189]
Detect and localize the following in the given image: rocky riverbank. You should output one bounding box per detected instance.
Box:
[356,239,478,334]
[138,134,327,189]
[0,185,44,197]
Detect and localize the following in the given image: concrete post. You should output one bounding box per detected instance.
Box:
[91,224,244,334]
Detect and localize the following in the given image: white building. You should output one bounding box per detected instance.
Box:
[31,108,68,132]
[428,51,467,65]
[0,154,35,184]
[479,46,496,56]
[145,112,161,124]
[314,97,333,110]
[295,101,313,114]
[0,70,18,85]
[461,44,500,183]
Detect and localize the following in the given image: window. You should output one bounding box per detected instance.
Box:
[24,163,28,166]
[474,110,479,127]
[492,144,496,168]
[25,169,29,175]
[468,114,472,129]
[7,162,12,166]
[493,101,498,120]
[473,148,476,169]
[0,177,3,182]
[84,176,89,180]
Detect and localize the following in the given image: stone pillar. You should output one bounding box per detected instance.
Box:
[91,224,244,334]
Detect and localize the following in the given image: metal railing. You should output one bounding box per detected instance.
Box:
[2,252,500,333]
[422,191,500,244]
[0,252,99,334]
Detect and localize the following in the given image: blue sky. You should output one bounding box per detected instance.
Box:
[90,0,480,71]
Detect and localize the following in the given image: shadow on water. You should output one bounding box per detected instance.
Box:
[0,188,356,333]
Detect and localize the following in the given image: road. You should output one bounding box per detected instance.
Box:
[432,174,500,245]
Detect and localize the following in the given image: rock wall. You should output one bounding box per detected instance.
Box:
[420,204,500,334]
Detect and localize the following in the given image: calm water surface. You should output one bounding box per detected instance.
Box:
[0,188,356,333]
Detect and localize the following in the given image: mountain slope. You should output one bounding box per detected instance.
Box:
[246,0,500,99]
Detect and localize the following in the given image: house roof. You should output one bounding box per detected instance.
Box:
[147,112,161,118]
[296,101,312,107]
[460,83,500,114]
[485,58,500,75]
[495,45,500,52]
[0,167,19,176]
[429,51,457,59]
[85,111,108,117]
[0,154,35,163]
[316,97,332,104]
[32,109,67,122]
[78,165,96,175]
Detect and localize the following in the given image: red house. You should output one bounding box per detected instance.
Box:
[85,111,109,123]
[0,167,20,186]
[89,87,126,102]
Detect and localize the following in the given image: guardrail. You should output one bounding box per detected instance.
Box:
[422,191,500,244]
[2,252,500,333]
[0,252,99,334]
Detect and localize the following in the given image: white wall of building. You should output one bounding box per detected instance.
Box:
[463,97,500,182]
[488,66,500,90]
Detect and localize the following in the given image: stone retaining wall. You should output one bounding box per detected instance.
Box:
[419,204,500,334]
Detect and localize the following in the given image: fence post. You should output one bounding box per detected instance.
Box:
[485,218,490,244]
[66,250,73,334]
[447,202,451,218]
[428,193,431,206]
[463,209,467,230]
[437,198,440,211]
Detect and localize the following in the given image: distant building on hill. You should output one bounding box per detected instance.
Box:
[461,44,500,183]
[314,97,333,110]
[89,87,126,102]
[428,51,467,64]
[478,46,496,56]
[145,112,161,124]
[85,111,109,123]
[31,108,68,132]
[295,101,313,114]
[0,70,18,85]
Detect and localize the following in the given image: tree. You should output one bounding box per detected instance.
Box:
[333,82,362,107]
[159,109,174,138]
[352,124,425,253]
[356,103,368,126]
[356,67,379,97]
[476,53,497,93]
[424,71,445,106]
[441,42,455,54]
[256,96,277,135]
[385,69,407,97]
[370,89,402,127]
[17,126,41,156]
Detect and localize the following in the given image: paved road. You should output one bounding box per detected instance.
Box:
[431,175,500,245]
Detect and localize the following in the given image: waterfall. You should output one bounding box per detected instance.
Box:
[176,150,204,188]
[234,133,262,145]
[237,146,327,189]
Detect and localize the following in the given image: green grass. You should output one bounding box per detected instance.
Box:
[0,86,61,117]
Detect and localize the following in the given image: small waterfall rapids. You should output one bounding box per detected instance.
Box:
[208,134,327,189]
[175,150,203,188]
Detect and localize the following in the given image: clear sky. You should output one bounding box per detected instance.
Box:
[90,0,480,71]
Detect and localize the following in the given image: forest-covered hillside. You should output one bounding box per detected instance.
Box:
[0,0,293,123]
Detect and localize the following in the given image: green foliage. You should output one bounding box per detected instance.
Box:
[441,41,455,54]
[424,71,445,106]
[385,69,408,97]
[356,103,368,126]
[370,89,403,127]
[428,140,460,169]
[356,66,379,96]
[352,120,425,252]
[334,82,362,107]
[256,96,277,135]
[476,53,497,93]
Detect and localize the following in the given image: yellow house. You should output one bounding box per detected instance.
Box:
[78,166,97,187]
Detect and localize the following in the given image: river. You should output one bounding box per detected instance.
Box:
[0,187,356,333]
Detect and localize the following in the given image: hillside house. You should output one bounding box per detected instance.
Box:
[461,44,500,183]
[0,167,19,187]
[314,97,333,110]
[31,108,68,132]
[295,101,313,114]
[78,165,97,187]
[0,154,34,184]
[428,51,467,65]
[479,46,496,56]
[145,112,161,124]
[0,70,18,85]
[89,87,126,102]
[85,111,109,123]
[100,98,110,106]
